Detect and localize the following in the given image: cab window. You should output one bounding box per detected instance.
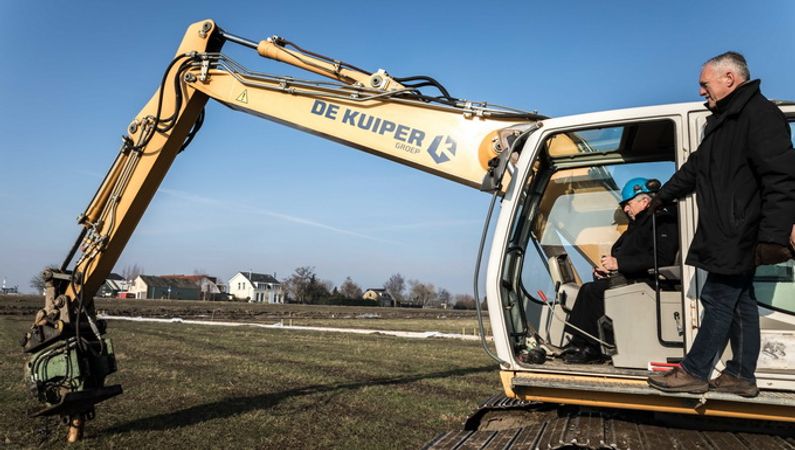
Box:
[753,119,795,315]
[506,118,679,302]
[523,161,675,290]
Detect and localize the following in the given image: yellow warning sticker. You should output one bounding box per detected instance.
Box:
[236,90,248,104]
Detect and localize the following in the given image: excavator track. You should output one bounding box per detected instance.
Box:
[422,395,795,450]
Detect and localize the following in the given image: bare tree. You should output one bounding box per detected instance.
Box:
[383,273,406,304]
[339,277,363,299]
[317,278,334,298]
[284,266,315,303]
[436,288,452,309]
[408,279,436,307]
[283,267,333,303]
[121,264,145,281]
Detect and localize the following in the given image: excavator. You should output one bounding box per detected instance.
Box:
[21,19,795,448]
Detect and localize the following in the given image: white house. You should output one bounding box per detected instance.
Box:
[228,272,284,304]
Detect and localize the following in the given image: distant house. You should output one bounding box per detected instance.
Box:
[128,275,201,300]
[362,288,394,307]
[98,273,129,298]
[1,279,18,295]
[228,272,284,303]
[161,274,224,300]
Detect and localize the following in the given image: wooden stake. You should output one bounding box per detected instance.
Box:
[66,415,84,443]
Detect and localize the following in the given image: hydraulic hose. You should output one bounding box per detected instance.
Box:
[473,189,509,367]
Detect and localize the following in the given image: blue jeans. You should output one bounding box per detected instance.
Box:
[681,273,760,382]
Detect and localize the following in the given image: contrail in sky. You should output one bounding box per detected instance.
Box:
[358,219,480,232]
[159,188,401,244]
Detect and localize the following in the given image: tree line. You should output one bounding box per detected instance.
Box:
[30,264,479,309]
[283,266,478,309]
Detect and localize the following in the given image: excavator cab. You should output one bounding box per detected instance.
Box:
[485,103,795,422]
[496,115,681,369]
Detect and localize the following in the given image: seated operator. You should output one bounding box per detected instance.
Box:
[561,177,679,364]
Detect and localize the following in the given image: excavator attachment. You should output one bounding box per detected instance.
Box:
[24,321,121,419]
[21,268,122,443]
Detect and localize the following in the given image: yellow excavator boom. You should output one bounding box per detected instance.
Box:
[21,19,541,441]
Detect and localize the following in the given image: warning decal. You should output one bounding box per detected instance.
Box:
[236,90,248,104]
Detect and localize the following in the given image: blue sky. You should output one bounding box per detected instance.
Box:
[1,1,793,295]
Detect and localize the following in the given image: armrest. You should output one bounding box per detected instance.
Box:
[649,265,681,282]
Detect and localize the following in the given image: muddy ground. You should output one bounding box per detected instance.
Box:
[0,294,485,323]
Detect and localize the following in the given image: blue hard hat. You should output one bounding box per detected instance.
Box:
[620,177,657,205]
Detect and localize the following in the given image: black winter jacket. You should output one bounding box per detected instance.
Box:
[658,80,795,275]
[612,208,679,280]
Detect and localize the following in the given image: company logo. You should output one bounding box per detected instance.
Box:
[309,100,455,164]
[426,135,457,164]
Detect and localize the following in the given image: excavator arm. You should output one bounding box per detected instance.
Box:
[21,19,541,441]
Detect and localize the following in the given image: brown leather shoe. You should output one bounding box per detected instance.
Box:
[647,367,708,394]
[709,372,759,398]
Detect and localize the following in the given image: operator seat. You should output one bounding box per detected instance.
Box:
[602,250,684,369]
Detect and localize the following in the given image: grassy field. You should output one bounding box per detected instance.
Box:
[1,304,501,449]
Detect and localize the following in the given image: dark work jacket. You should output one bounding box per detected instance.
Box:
[658,80,795,275]
[612,208,679,280]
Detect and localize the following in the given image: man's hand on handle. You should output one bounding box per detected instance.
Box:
[648,195,665,215]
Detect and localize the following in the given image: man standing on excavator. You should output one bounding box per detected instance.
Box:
[648,52,795,397]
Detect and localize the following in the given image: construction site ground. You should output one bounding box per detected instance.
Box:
[2,296,494,449]
[3,296,793,449]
